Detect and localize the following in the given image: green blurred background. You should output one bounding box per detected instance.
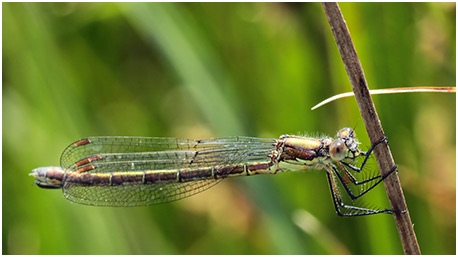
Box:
[3,2,455,254]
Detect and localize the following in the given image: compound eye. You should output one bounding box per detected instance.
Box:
[329,140,347,161]
[337,127,355,140]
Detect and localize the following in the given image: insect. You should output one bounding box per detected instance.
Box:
[30,127,398,216]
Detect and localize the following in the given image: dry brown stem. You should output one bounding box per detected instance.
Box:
[321,2,421,255]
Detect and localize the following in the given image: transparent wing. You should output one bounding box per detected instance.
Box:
[59,136,276,206]
[60,136,275,173]
[63,178,222,207]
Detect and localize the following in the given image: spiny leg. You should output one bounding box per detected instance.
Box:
[326,167,397,217]
[333,164,398,200]
[337,161,381,186]
[334,135,399,199]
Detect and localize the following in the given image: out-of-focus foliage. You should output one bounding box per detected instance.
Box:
[3,2,455,254]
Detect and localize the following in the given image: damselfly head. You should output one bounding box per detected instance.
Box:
[337,127,360,152]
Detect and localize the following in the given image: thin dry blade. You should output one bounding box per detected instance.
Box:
[311,87,456,110]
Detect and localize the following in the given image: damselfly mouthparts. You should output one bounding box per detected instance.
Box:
[30,127,398,217]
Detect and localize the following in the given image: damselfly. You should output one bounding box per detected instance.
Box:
[30,127,398,217]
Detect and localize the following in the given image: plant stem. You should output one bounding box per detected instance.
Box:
[321,2,421,255]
